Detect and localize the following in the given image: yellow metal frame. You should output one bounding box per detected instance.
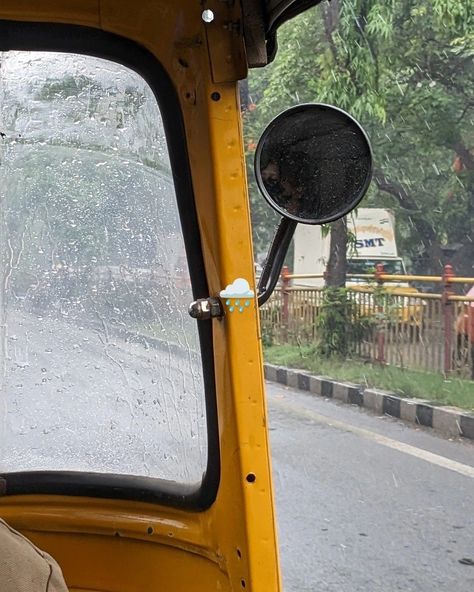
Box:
[0,1,280,590]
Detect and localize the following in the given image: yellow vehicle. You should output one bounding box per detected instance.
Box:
[349,284,424,329]
[0,1,371,590]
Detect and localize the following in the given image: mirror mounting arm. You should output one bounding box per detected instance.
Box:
[257,217,297,307]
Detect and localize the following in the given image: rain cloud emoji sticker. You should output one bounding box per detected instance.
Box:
[220,278,254,313]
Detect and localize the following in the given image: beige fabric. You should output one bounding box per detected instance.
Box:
[0,518,68,591]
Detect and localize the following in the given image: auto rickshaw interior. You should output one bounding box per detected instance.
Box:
[0,1,372,590]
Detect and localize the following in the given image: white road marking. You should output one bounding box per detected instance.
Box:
[270,395,474,480]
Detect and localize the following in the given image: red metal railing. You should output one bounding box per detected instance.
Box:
[260,264,474,378]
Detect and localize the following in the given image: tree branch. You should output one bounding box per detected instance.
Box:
[373,168,444,273]
[373,169,414,209]
[322,0,340,61]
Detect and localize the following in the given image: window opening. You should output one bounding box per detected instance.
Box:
[0,52,207,484]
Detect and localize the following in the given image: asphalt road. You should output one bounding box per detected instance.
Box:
[266,381,474,592]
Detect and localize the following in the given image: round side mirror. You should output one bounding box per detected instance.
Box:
[255,104,373,225]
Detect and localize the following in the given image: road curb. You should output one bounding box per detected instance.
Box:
[264,363,474,441]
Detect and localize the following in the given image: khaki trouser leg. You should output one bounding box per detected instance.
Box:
[0,518,68,592]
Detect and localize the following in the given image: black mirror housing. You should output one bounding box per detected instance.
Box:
[255,103,373,225]
[255,104,373,306]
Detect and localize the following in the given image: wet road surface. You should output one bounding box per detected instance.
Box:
[267,381,474,592]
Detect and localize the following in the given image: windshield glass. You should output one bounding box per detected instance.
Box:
[347,259,405,275]
[0,52,207,484]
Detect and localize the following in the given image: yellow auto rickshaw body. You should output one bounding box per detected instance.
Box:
[0,1,324,590]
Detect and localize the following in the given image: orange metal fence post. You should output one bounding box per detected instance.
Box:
[281,266,290,342]
[375,263,385,363]
[442,264,455,374]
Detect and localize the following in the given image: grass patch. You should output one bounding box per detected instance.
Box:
[264,344,474,411]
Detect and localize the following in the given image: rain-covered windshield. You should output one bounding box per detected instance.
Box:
[0,52,207,483]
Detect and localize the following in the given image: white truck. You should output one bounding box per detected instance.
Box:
[293,208,406,287]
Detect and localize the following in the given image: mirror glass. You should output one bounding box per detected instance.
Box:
[255,104,372,224]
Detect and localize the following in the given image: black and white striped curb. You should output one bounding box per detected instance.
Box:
[264,363,474,441]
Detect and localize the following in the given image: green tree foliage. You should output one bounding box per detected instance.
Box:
[244,0,474,276]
